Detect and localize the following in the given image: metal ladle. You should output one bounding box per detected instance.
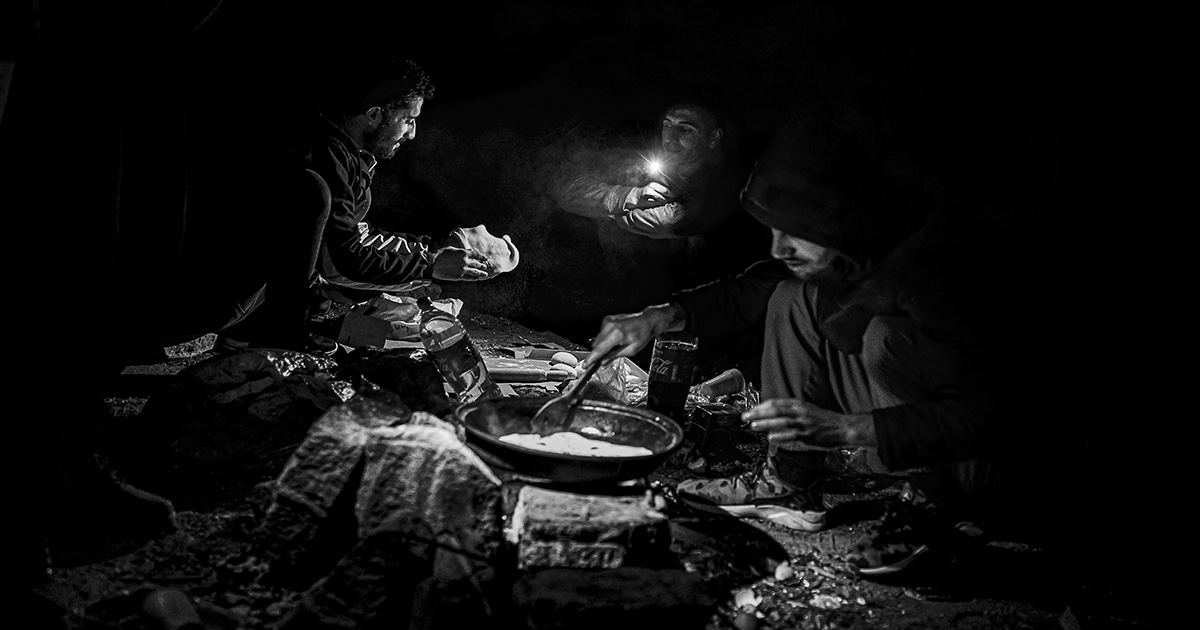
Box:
[530,347,619,433]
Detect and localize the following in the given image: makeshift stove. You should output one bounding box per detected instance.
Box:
[234,344,782,630]
[500,476,671,571]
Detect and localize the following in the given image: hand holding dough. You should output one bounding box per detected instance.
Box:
[444,225,520,277]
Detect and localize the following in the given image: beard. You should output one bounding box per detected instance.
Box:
[364,126,403,160]
[783,259,839,283]
[783,253,864,293]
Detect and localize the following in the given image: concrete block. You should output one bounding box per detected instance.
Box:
[510,485,670,570]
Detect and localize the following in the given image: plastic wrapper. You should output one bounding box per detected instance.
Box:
[687,377,759,413]
[353,292,462,341]
[562,357,648,406]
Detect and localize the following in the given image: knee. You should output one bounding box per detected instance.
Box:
[861,315,918,368]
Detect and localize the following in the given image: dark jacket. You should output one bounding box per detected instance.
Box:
[284,117,437,287]
[671,211,1012,471]
[555,145,768,287]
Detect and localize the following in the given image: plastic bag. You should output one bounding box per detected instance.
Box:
[354,293,462,341]
[565,357,648,406]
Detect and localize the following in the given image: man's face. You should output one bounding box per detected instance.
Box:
[770,228,841,283]
[364,96,424,160]
[660,104,719,159]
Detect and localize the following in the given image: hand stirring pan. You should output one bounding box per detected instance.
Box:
[530,346,619,433]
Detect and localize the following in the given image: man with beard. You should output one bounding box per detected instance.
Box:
[553,83,770,380]
[189,58,498,354]
[583,115,1028,579]
[555,83,767,286]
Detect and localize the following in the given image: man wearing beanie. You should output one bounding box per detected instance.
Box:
[585,114,1025,578]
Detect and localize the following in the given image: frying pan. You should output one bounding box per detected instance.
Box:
[454,396,684,484]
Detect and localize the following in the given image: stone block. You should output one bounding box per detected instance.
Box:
[510,485,670,570]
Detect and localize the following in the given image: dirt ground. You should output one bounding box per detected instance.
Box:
[31,309,1164,630]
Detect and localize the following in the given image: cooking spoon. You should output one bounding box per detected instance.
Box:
[530,346,619,433]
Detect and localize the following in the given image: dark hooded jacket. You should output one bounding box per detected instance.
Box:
[669,117,1018,471]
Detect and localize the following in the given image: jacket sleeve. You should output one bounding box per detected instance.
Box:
[670,259,793,336]
[556,174,636,220]
[610,202,688,239]
[313,144,436,285]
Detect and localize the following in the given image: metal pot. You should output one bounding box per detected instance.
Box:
[454,396,684,485]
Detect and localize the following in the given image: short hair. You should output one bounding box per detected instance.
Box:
[326,59,436,117]
[361,59,436,111]
[657,81,734,130]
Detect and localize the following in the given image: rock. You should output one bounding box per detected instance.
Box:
[253,386,504,589]
[356,420,504,540]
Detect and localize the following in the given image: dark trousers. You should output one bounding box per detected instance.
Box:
[760,279,1000,524]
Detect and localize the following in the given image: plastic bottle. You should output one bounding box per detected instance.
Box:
[416,297,501,403]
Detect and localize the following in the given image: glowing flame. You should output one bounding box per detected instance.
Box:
[645,157,664,176]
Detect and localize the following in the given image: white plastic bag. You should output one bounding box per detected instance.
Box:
[353,294,463,341]
[567,357,649,406]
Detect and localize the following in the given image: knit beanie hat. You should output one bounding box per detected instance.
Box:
[742,116,922,264]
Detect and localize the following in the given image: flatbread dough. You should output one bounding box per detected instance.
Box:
[499,431,652,457]
[445,224,520,277]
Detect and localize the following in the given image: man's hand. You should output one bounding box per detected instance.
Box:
[744,399,877,450]
[624,181,674,209]
[430,246,492,281]
[586,303,688,367]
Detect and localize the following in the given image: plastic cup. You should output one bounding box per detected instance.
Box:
[695,368,746,400]
[647,335,699,427]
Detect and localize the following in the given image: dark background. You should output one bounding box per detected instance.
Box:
[206,0,1071,346]
[3,0,1173,586]
[3,0,1083,435]
[3,0,1072,347]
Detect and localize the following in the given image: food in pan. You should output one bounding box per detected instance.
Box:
[498,431,653,457]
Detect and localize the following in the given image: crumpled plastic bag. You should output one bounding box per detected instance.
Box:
[354,292,463,341]
[564,357,648,406]
[443,224,520,277]
[686,377,759,412]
